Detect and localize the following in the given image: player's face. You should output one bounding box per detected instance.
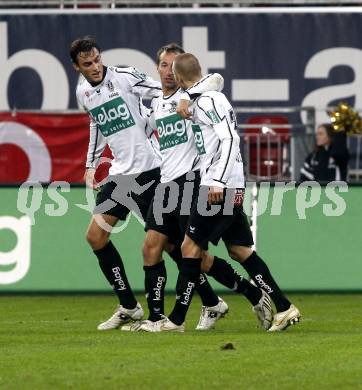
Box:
[157,51,178,92]
[73,48,103,84]
[316,126,331,146]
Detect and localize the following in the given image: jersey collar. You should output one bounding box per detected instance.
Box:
[163,87,181,100]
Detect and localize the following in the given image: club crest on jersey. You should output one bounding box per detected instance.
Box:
[161,101,177,113]
[156,114,188,151]
[106,80,114,92]
[191,124,206,155]
[89,97,135,137]
[85,91,90,97]
[169,101,177,113]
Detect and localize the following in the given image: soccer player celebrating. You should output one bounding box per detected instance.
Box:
[140,53,301,332]
[123,44,228,331]
[133,45,273,332]
[71,36,160,330]
[70,36,227,330]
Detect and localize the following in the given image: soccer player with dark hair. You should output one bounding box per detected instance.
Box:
[70,36,227,330]
[122,45,272,333]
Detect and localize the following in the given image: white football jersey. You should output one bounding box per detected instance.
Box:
[149,74,225,183]
[191,91,245,188]
[149,89,200,183]
[77,66,162,175]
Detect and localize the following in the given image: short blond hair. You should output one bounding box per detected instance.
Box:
[173,53,202,82]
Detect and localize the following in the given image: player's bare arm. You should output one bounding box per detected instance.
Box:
[208,185,224,204]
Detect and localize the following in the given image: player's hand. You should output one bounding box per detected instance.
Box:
[208,186,224,204]
[84,168,98,190]
[176,99,192,119]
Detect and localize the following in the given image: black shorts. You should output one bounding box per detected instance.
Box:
[94,168,160,221]
[186,187,254,250]
[145,170,201,245]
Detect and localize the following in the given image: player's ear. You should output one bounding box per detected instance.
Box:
[173,70,181,85]
[172,62,178,80]
[72,62,80,72]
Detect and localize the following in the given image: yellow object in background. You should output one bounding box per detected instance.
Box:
[329,102,362,135]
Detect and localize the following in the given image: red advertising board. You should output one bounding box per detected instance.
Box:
[0,112,111,183]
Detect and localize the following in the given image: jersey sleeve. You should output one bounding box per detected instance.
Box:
[146,100,161,155]
[75,86,86,112]
[181,73,224,101]
[113,66,162,99]
[147,99,157,131]
[197,94,240,187]
[76,86,107,169]
[85,117,107,169]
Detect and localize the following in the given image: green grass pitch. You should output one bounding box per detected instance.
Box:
[0,294,361,389]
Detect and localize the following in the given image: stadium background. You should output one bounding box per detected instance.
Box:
[1,5,362,292]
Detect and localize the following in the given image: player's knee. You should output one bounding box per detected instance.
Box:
[200,252,213,273]
[181,237,201,258]
[200,261,211,273]
[228,248,239,261]
[180,239,191,256]
[142,239,163,265]
[86,228,108,250]
[164,242,176,255]
[227,245,253,263]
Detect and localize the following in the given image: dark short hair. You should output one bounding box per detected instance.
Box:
[156,43,184,66]
[318,123,335,139]
[69,36,101,64]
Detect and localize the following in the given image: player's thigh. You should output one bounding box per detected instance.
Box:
[94,179,131,220]
[133,168,161,220]
[145,194,180,244]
